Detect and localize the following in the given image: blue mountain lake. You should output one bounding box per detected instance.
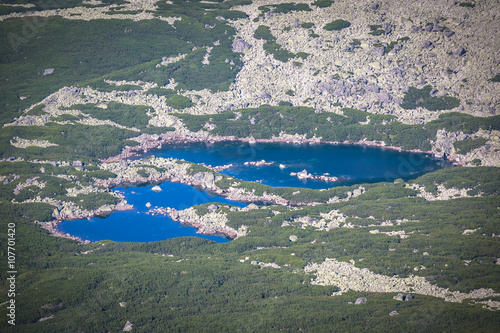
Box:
[58,142,444,243]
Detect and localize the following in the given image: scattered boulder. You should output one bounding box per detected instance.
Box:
[207,204,219,211]
[151,186,162,193]
[453,47,466,57]
[261,92,271,99]
[246,203,259,210]
[411,25,422,33]
[289,235,298,242]
[405,294,414,301]
[43,68,54,75]
[432,24,444,32]
[146,202,152,208]
[355,297,367,305]
[170,210,179,219]
[232,39,251,53]
[123,321,133,331]
[389,311,399,316]
[383,23,392,35]
[193,172,205,181]
[204,172,215,188]
[393,293,405,301]
[373,45,385,56]
[444,30,455,38]
[377,92,391,103]
[422,40,433,49]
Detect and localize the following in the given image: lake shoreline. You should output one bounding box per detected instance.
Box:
[53,130,453,243]
[102,131,460,166]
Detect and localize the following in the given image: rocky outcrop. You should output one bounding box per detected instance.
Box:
[407,183,479,201]
[290,169,339,183]
[10,137,58,148]
[304,258,500,303]
[282,209,347,230]
[168,206,247,239]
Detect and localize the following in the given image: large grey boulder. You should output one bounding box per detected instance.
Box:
[355,297,367,305]
[232,39,251,53]
[374,46,385,56]
[422,40,433,49]
[123,321,133,331]
[453,47,466,57]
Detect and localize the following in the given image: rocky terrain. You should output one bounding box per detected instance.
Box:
[168,206,248,239]
[3,0,499,166]
[304,258,500,307]
[0,2,498,324]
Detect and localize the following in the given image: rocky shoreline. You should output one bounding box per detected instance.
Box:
[102,130,456,165]
[49,130,453,243]
[145,205,238,239]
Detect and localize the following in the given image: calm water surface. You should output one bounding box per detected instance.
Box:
[147,142,443,189]
[58,142,444,242]
[57,182,246,243]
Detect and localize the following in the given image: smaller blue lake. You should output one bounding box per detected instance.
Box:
[57,182,246,243]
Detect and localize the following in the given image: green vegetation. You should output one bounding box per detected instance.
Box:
[384,37,410,53]
[136,168,150,178]
[71,102,151,128]
[0,123,139,162]
[51,114,80,122]
[324,19,351,31]
[459,2,476,8]
[489,74,500,82]
[65,192,121,211]
[1,162,500,332]
[2,207,498,332]
[400,85,461,111]
[0,17,193,125]
[368,24,384,36]
[0,1,499,331]
[313,0,334,7]
[254,25,297,62]
[175,105,500,152]
[296,52,309,59]
[258,3,312,16]
[254,24,274,41]
[301,22,315,29]
[165,94,193,110]
[453,137,487,154]
[411,167,500,196]
[25,104,47,116]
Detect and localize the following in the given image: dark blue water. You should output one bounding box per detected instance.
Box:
[59,142,443,243]
[57,182,246,243]
[147,142,442,189]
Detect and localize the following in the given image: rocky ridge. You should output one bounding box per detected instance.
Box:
[407,183,479,201]
[168,206,247,239]
[304,258,500,305]
[0,0,181,24]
